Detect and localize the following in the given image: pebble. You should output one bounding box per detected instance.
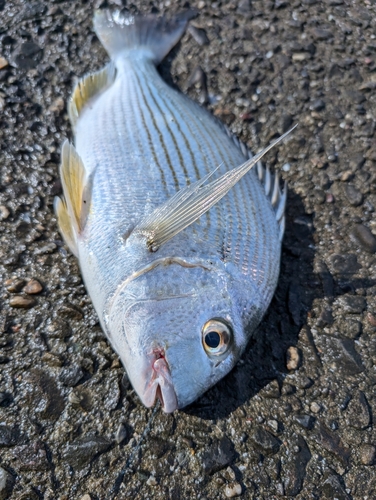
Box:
[0,205,9,220]
[0,57,8,70]
[9,295,36,309]
[286,346,301,371]
[59,364,84,387]
[115,422,128,444]
[293,414,315,430]
[146,475,158,486]
[0,425,18,447]
[329,253,360,275]
[63,435,111,469]
[23,278,43,294]
[310,99,326,111]
[315,423,350,466]
[250,427,281,455]
[359,444,376,465]
[12,41,43,70]
[350,224,376,253]
[326,337,364,376]
[310,402,321,414]
[202,436,236,474]
[0,467,14,500]
[282,163,291,172]
[321,473,351,499]
[337,295,366,314]
[224,483,242,497]
[80,495,91,500]
[345,391,371,429]
[345,184,363,206]
[187,25,209,46]
[5,278,25,293]
[367,312,376,327]
[282,435,311,496]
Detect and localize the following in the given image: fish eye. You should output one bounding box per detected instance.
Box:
[202,319,232,356]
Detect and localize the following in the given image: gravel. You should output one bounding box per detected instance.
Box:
[1,0,376,498]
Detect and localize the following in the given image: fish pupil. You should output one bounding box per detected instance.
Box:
[205,331,220,349]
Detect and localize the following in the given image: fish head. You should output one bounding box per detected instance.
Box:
[104,261,253,412]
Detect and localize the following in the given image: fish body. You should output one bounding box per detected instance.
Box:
[55,10,290,412]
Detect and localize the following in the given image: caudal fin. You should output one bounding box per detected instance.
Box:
[93,10,194,64]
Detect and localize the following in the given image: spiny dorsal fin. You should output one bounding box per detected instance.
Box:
[134,127,296,252]
[222,122,290,241]
[54,196,78,257]
[59,140,91,238]
[68,63,116,127]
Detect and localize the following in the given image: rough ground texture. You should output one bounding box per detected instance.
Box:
[1,0,376,498]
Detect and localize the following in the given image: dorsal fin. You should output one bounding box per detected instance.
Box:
[222,123,289,241]
[68,63,116,127]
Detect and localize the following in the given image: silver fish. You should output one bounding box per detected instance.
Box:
[55,10,294,413]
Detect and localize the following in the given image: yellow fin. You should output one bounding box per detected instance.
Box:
[68,63,116,127]
[60,140,90,236]
[54,196,78,257]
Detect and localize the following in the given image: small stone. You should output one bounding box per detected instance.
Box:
[324,337,364,376]
[5,278,25,293]
[0,425,18,447]
[329,253,360,275]
[315,423,350,466]
[45,319,71,339]
[292,52,308,62]
[202,436,236,474]
[345,391,371,429]
[350,224,376,253]
[224,483,242,497]
[23,279,43,294]
[321,473,351,500]
[187,25,209,46]
[282,435,311,496]
[286,346,301,371]
[12,41,43,70]
[345,184,363,206]
[146,476,158,486]
[63,435,111,469]
[250,427,281,455]
[0,57,8,70]
[59,364,84,387]
[237,0,251,13]
[9,295,36,309]
[337,295,366,314]
[48,97,65,113]
[360,444,376,465]
[367,313,376,327]
[80,495,91,500]
[311,28,333,40]
[310,99,326,111]
[34,242,57,255]
[115,423,128,445]
[0,206,10,220]
[293,415,315,430]
[310,402,321,414]
[0,467,15,500]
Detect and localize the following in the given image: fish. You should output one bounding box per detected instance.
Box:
[55,10,294,413]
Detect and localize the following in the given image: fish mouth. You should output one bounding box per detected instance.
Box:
[142,349,178,413]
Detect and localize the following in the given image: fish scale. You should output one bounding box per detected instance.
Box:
[55,10,293,411]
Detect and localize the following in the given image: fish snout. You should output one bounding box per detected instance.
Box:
[143,349,178,413]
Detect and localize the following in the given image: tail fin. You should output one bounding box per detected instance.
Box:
[93,10,193,64]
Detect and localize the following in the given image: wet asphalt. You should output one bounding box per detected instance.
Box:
[1,0,376,499]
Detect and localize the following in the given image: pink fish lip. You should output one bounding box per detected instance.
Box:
[142,349,178,413]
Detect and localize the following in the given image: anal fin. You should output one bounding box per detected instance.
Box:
[54,196,78,257]
[55,141,91,255]
[68,63,116,127]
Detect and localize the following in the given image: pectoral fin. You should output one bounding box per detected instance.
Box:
[134,126,296,252]
[54,141,91,255]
